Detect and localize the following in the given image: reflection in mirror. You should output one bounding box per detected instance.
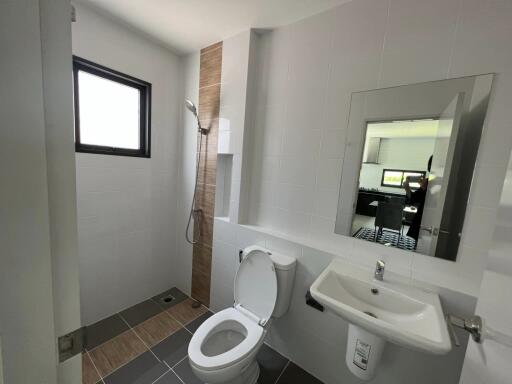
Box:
[335,75,494,261]
[353,119,439,252]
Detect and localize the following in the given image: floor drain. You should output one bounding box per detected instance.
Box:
[160,295,175,304]
[364,311,378,319]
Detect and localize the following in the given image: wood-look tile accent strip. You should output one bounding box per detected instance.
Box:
[82,352,102,384]
[200,41,223,55]
[133,311,182,348]
[192,41,222,306]
[88,329,147,378]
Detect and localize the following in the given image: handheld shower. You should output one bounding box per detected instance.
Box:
[185,99,197,115]
[185,99,209,245]
[185,98,208,135]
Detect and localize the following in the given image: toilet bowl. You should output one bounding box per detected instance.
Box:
[188,245,296,384]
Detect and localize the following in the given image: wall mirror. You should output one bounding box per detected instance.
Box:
[335,74,494,261]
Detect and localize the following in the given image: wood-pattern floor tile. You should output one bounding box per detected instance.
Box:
[167,298,208,325]
[89,329,147,378]
[133,311,182,347]
[82,353,101,384]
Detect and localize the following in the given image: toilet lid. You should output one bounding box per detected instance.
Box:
[234,248,277,323]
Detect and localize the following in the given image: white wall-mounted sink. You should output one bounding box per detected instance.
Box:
[310,259,451,355]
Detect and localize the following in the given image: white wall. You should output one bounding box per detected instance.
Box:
[211,219,475,384]
[359,137,435,193]
[487,154,512,275]
[175,52,200,296]
[460,152,512,384]
[244,0,512,296]
[40,0,82,380]
[203,0,512,383]
[72,4,183,325]
[0,1,59,382]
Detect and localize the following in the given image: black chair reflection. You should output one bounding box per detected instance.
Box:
[374,202,404,246]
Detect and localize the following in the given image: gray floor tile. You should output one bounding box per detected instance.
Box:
[152,328,192,366]
[256,344,289,384]
[173,357,204,384]
[152,287,188,309]
[185,311,214,333]
[86,314,129,350]
[119,299,163,327]
[103,351,169,384]
[154,370,183,384]
[277,362,323,384]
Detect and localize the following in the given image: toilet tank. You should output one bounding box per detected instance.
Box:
[269,251,297,318]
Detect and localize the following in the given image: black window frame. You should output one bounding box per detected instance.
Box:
[381,169,426,189]
[73,56,151,158]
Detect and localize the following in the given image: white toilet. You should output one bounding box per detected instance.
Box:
[188,245,296,384]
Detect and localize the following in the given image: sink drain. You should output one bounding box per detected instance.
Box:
[364,311,377,319]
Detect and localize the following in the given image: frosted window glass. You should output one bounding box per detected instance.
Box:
[77,71,140,149]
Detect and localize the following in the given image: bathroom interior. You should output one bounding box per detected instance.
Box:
[2,0,512,383]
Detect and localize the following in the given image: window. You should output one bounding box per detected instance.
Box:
[73,56,151,157]
[381,169,426,189]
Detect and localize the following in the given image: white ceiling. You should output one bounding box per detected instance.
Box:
[75,0,351,54]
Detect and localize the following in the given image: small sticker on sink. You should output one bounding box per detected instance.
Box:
[353,339,371,370]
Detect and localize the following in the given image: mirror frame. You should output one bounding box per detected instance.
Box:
[334,74,495,262]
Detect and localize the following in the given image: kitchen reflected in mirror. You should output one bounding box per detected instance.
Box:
[335,74,494,261]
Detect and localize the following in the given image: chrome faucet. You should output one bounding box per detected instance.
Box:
[374,260,385,281]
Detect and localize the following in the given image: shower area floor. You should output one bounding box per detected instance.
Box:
[82,287,323,384]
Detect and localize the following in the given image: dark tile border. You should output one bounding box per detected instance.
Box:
[153,370,183,384]
[276,362,323,384]
[103,351,168,384]
[83,286,323,384]
[256,344,289,384]
[173,357,203,384]
[119,299,163,327]
[151,328,192,367]
[86,314,129,350]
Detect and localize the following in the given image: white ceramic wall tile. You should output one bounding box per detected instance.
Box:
[200,1,512,382]
[279,156,318,186]
[217,130,231,154]
[469,163,508,209]
[238,0,512,299]
[234,224,268,249]
[213,218,236,245]
[274,208,312,239]
[262,29,291,109]
[313,188,339,219]
[379,0,460,87]
[460,205,498,252]
[449,0,512,77]
[281,128,322,158]
[316,158,342,190]
[258,156,280,182]
[248,203,276,229]
[275,183,316,214]
[73,6,182,325]
[319,129,346,159]
[212,240,239,286]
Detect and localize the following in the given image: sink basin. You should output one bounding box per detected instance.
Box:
[310,260,451,354]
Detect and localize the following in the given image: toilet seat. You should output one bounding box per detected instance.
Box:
[188,307,264,371]
[188,247,279,381]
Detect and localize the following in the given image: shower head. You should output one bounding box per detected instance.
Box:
[185,98,208,135]
[185,99,198,117]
